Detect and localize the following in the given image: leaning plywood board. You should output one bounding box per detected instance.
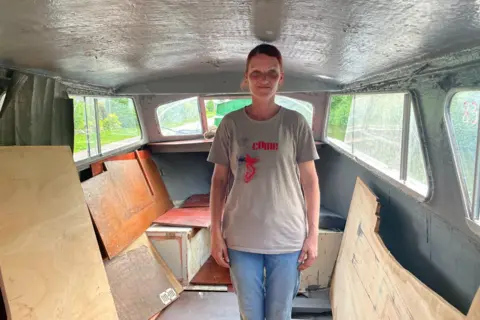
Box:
[104,233,183,320]
[83,170,158,259]
[332,177,480,320]
[104,160,154,214]
[134,150,174,214]
[0,146,118,320]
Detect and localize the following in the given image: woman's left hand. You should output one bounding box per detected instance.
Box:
[298,233,318,271]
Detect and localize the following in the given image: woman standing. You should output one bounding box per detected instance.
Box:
[208,44,321,320]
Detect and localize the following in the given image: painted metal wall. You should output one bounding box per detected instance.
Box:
[152,152,213,205]
[318,64,480,314]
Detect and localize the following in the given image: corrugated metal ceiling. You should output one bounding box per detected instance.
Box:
[1,0,480,89]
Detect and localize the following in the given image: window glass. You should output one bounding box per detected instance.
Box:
[406,105,429,196]
[157,97,202,136]
[72,96,141,162]
[203,95,314,129]
[327,92,429,197]
[350,93,404,179]
[449,91,479,206]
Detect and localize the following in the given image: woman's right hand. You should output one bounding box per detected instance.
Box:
[211,230,230,268]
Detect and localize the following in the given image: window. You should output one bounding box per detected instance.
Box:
[156,95,314,138]
[327,92,429,197]
[72,96,142,162]
[157,97,203,136]
[447,90,480,221]
[202,95,314,129]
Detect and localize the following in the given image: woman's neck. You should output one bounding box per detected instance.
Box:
[247,96,280,121]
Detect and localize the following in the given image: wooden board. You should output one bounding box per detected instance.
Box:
[105,234,183,320]
[332,177,479,320]
[181,194,210,208]
[135,150,174,214]
[83,170,160,259]
[104,160,154,214]
[299,229,343,291]
[190,256,232,285]
[153,207,211,228]
[0,146,118,320]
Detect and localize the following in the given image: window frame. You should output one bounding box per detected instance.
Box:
[154,94,316,139]
[324,90,432,202]
[71,95,145,170]
[444,87,480,223]
[0,91,6,117]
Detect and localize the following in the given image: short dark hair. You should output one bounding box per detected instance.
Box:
[245,44,283,72]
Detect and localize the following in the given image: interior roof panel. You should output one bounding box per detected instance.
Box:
[1,0,480,89]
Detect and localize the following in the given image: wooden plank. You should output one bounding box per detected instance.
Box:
[104,160,154,215]
[332,177,475,320]
[135,150,174,214]
[181,194,210,208]
[0,146,118,320]
[190,256,232,286]
[91,162,105,176]
[153,207,211,228]
[467,289,480,319]
[105,234,183,320]
[82,171,158,259]
[183,285,229,292]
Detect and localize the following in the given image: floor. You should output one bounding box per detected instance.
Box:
[157,291,333,320]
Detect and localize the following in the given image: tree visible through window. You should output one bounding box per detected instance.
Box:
[202,95,314,130]
[327,93,429,197]
[72,96,142,162]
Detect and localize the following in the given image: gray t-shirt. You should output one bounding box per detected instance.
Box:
[207,106,319,254]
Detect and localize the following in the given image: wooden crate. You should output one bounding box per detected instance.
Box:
[299,228,343,292]
[147,225,211,285]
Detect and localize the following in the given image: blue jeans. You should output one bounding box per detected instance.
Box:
[228,248,301,320]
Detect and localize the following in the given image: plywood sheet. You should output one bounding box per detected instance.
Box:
[135,150,174,214]
[105,234,182,320]
[190,256,232,285]
[181,194,210,208]
[104,160,154,214]
[331,177,478,320]
[82,171,158,259]
[0,146,118,320]
[153,207,211,228]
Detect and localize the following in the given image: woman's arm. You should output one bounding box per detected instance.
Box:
[298,160,320,270]
[210,163,230,268]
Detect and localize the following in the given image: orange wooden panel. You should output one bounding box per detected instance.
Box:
[82,172,158,259]
[190,256,232,286]
[135,150,174,215]
[153,207,211,228]
[91,162,105,176]
[181,194,210,208]
[104,160,154,216]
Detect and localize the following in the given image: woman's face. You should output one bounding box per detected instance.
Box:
[245,54,284,99]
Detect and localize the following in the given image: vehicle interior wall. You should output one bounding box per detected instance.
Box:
[317,64,480,314]
[151,152,213,206]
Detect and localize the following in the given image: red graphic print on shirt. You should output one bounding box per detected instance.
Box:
[242,141,278,183]
[244,154,259,183]
[252,141,279,151]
